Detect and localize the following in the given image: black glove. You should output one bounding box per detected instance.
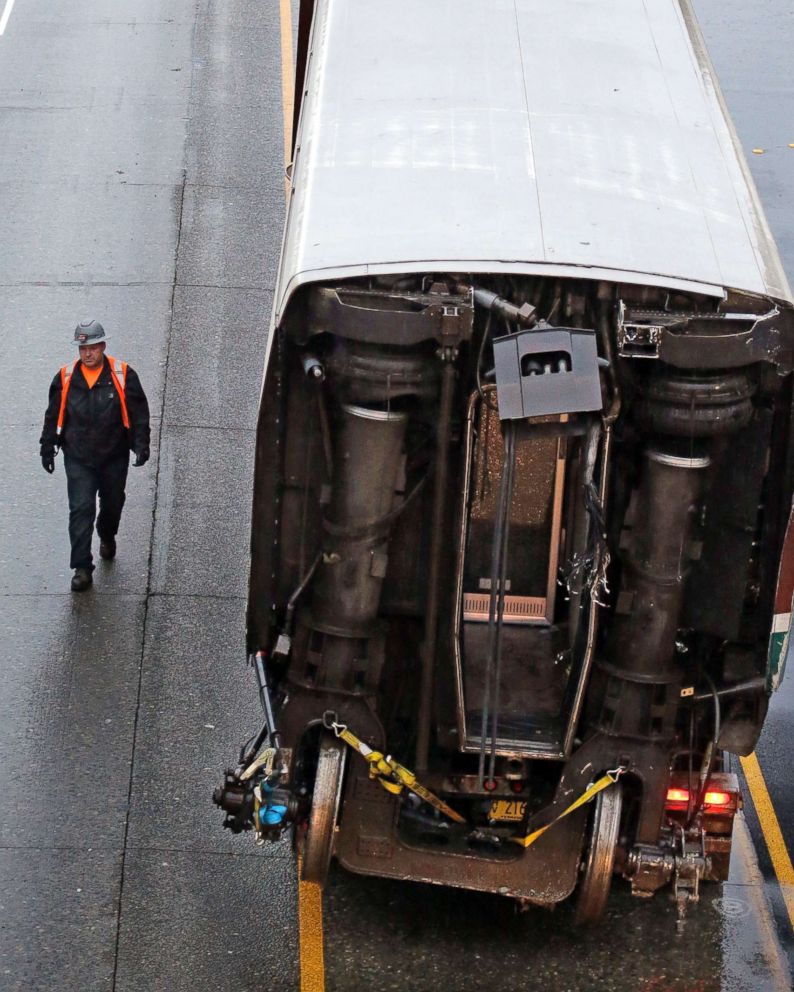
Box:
[133,446,150,467]
[41,453,55,474]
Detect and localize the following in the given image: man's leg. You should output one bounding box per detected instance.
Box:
[96,455,129,555]
[64,454,98,572]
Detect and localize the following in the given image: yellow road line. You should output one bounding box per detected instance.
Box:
[740,751,794,930]
[297,856,326,992]
[280,5,323,988]
[279,0,295,192]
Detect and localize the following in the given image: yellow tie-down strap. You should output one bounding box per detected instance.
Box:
[324,712,466,824]
[512,766,626,848]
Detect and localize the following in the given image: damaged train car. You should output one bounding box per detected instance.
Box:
[213,0,794,925]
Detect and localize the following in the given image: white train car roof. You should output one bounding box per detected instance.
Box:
[274,0,792,326]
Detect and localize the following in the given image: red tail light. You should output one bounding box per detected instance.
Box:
[704,790,731,807]
[665,777,740,814]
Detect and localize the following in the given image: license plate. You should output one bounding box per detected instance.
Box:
[488,799,527,822]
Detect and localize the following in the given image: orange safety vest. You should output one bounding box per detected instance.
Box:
[56,355,130,436]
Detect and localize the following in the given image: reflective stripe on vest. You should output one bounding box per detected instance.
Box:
[56,355,130,434]
[107,356,130,429]
[56,360,77,435]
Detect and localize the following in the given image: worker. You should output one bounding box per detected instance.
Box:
[39,320,151,592]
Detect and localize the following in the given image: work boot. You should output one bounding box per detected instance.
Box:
[71,568,93,592]
[99,537,116,561]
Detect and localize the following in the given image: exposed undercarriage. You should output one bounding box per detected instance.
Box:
[215,274,794,927]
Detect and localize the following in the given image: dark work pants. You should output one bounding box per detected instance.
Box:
[64,453,129,570]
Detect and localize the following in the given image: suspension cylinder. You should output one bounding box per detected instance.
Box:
[589,446,710,740]
[293,402,409,690]
[314,403,408,633]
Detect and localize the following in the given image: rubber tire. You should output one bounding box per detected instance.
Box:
[574,783,623,925]
[300,733,346,886]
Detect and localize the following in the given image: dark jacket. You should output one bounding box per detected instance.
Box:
[40,357,150,466]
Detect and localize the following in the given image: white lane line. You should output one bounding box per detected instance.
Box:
[729,813,792,991]
[0,0,17,36]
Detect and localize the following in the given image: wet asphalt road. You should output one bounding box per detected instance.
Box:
[695,0,794,951]
[0,1,792,991]
[0,2,293,989]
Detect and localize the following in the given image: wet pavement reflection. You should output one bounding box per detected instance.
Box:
[0,0,793,989]
[322,819,788,992]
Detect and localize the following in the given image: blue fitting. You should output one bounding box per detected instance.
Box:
[260,804,288,827]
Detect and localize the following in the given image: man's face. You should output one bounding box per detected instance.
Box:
[79,342,106,368]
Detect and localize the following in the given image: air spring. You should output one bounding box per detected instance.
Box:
[636,370,754,437]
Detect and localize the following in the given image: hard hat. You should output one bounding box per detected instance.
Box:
[73,320,107,347]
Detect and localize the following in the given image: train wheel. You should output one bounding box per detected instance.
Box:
[300,733,346,886]
[574,783,623,925]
